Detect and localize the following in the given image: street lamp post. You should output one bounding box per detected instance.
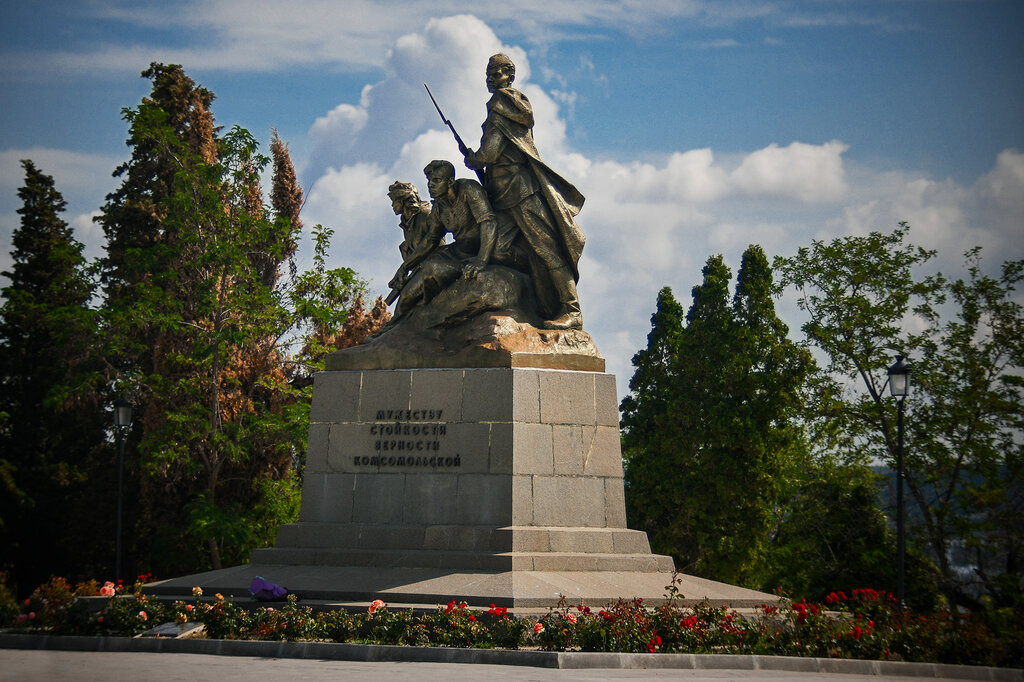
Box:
[887,355,911,606]
[113,398,133,584]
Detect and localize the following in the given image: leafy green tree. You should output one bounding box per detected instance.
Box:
[0,161,108,591]
[907,250,1023,607]
[776,223,1023,608]
[95,64,222,576]
[98,65,365,575]
[775,223,943,463]
[622,247,812,587]
[762,457,941,608]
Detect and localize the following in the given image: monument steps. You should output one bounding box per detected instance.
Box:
[252,546,674,572]
[271,523,655,554]
[146,563,774,609]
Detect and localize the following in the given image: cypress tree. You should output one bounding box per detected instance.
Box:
[0,161,107,591]
[621,248,813,587]
[620,287,686,556]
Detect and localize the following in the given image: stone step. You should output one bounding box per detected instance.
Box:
[272,523,654,554]
[145,563,777,608]
[251,546,674,573]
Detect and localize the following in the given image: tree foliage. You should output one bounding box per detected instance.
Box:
[776,223,1024,608]
[622,246,813,587]
[906,250,1024,606]
[0,161,108,591]
[92,64,369,576]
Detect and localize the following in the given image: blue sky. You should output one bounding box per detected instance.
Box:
[2,1,1022,388]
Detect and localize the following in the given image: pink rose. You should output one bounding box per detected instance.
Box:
[17,614,27,623]
[533,622,544,634]
[99,582,115,597]
[566,612,577,624]
[138,611,148,621]
[28,612,35,620]
[368,599,385,614]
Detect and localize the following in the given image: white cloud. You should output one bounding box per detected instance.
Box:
[303,15,522,181]
[975,148,1024,215]
[597,150,731,204]
[3,13,1019,402]
[294,16,1024,391]
[4,0,911,80]
[826,153,1024,274]
[731,140,850,202]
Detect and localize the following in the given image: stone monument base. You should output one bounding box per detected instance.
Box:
[146,356,778,610]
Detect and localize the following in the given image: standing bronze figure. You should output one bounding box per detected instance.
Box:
[463,54,586,330]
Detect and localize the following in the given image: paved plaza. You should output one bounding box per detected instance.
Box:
[0,650,1003,682]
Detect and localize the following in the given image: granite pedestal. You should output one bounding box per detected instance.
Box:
[149,364,776,608]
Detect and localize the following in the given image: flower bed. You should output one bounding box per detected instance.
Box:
[2,575,1021,668]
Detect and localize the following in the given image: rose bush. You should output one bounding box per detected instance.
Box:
[1,573,1020,667]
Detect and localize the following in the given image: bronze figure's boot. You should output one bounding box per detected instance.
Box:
[543,266,583,330]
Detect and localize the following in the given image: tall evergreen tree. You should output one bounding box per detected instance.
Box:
[97,66,365,575]
[98,63,218,300]
[94,64,224,575]
[622,247,813,587]
[621,287,685,552]
[0,161,107,591]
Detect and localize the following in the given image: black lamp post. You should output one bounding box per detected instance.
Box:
[113,398,133,584]
[887,355,911,606]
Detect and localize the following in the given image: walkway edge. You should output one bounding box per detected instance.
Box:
[1,633,1021,679]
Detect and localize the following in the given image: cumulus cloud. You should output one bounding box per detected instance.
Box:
[4,0,911,80]
[731,140,850,202]
[826,151,1024,274]
[295,17,1022,389]
[304,15,522,182]
[975,149,1024,216]
[4,12,1018,398]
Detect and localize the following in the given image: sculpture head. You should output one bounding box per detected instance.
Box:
[387,181,422,217]
[486,53,515,92]
[423,160,456,201]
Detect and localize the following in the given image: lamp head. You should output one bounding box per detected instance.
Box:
[114,398,133,428]
[887,355,911,398]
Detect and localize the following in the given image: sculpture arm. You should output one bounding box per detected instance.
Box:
[462,183,498,279]
[465,121,507,170]
[408,214,447,266]
[392,214,445,287]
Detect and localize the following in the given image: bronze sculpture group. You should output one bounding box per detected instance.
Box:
[386,54,586,332]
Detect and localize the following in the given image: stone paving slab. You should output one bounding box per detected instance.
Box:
[1,635,1020,680]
